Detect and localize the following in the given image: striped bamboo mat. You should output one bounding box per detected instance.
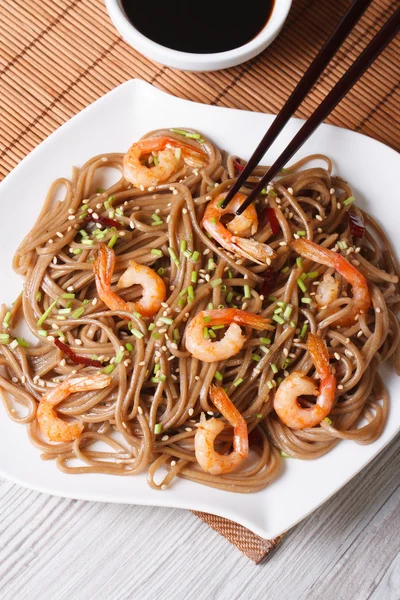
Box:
[0,0,399,561]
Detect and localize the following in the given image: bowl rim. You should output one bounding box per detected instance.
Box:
[105,0,293,70]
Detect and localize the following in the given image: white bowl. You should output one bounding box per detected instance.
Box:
[105,0,293,71]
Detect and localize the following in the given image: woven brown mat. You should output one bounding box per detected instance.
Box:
[0,0,399,562]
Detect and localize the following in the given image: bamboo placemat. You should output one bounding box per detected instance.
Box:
[0,0,399,562]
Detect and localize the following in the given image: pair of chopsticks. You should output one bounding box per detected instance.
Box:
[222,1,400,215]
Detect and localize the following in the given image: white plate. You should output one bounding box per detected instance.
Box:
[0,80,399,539]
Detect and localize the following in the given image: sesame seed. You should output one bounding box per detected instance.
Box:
[185,427,192,432]
[182,208,188,214]
[316,215,323,221]
[337,203,341,210]
[317,228,323,233]
[74,339,82,346]
[60,359,66,366]
[283,348,289,356]
[242,302,248,310]
[330,188,335,195]
[334,352,340,360]
[355,247,361,253]
[293,233,300,240]
[338,384,344,390]
[345,337,350,344]
[67,286,74,292]
[287,187,294,195]
[279,241,287,246]
[92,298,98,306]
[206,195,212,200]
[345,349,353,358]
[171,460,177,467]
[188,408,194,416]
[52,323,59,330]
[52,257,58,265]
[47,335,55,342]
[87,208,93,214]
[139,184,145,191]
[161,484,167,490]
[96,203,103,209]
[82,199,90,205]
[161,435,169,441]
[12,377,18,383]
[357,330,363,338]
[138,406,144,414]
[376,307,381,313]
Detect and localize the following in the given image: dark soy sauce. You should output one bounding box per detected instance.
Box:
[121,0,275,54]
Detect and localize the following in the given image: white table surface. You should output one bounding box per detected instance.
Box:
[1,435,399,600]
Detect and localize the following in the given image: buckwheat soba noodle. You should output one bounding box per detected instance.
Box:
[0,128,399,493]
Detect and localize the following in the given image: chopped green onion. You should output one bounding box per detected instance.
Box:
[210,325,224,331]
[103,364,115,375]
[179,288,188,298]
[300,273,307,281]
[281,266,289,274]
[183,250,192,259]
[256,413,263,419]
[72,307,85,319]
[37,330,48,338]
[214,371,223,382]
[233,378,243,387]
[297,278,307,293]
[252,354,262,362]
[280,451,291,458]
[208,329,216,339]
[154,423,162,434]
[271,363,278,374]
[152,213,163,223]
[81,239,94,246]
[301,297,312,304]
[178,298,185,307]
[125,343,133,352]
[151,249,163,257]
[36,291,42,302]
[307,271,319,279]
[108,210,115,219]
[277,302,286,308]
[296,257,302,268]
[37,297,59,327]
[173,329,180,341]
[203,327,210,339]
[218,304,225,309]
[115,349,124,364]
[160,317,174,325]
[175,148,181,160]
[260,337,271,345]
[207,258,216,270]
[211,278,222,288]
[115,207,124,217]
[191,250,200,262]
[152,332,160,340]
[158,373,167,382]
[290,320,296,328]
[130,328,144,339]
[226,291,233,303]
[324,417,332,425]
[277,377,283,385]
[96,188,105,194]
[337,240,348,250]
[343,196,355,206]
[148,323,155,331]
[108,234,118,249]
[300,323,308,338]
[274,307,283,315]
[153,155,159,166]
[191,271,198,283]
[273,315,285,325]
[82,299,91,305]
[73,248,82,255]
[203,316,212,323]
[133,311,142,319]
[154,363,160,374]
[17,337,30,348]
[268,296,277,302]
[244,285,251,299]
[267,380,274,389]
[9,339,19,349]
[79,229,88,238]
[104,195,115,210]
[188,286,195,302]
[260,346,270,355]
[0,334,10,344]
[220,284,227,293]
[56,316,66,321]
[157,268,165,276]
[296,231,306,237]
[168,247,180,267]
[180,240,187,252]
[62,293,75,299]
[2,311,11,329]
[210,217,217,224]
[283,305,293,319]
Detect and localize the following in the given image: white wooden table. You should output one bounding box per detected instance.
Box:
[1,435,399,600]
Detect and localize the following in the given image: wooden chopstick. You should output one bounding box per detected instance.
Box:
[234,6,400,216]
[220,0,373,210]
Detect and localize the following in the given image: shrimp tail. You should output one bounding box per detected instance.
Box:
[209,386,248,457]
[231,236,276,266]
[306,333,331,379]
[232,311,274,332]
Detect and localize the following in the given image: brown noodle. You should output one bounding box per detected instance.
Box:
[0,128,399,493]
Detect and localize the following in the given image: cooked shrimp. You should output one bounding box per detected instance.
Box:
[201,192,276,266]
[293,238,371,326]
[195,385,248,475]
[185,308,273,362]
[274,333,336,429]
[94,244,166,317]
[123,136,207,188]
[315,272,340,308]
[37,374,111,443]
